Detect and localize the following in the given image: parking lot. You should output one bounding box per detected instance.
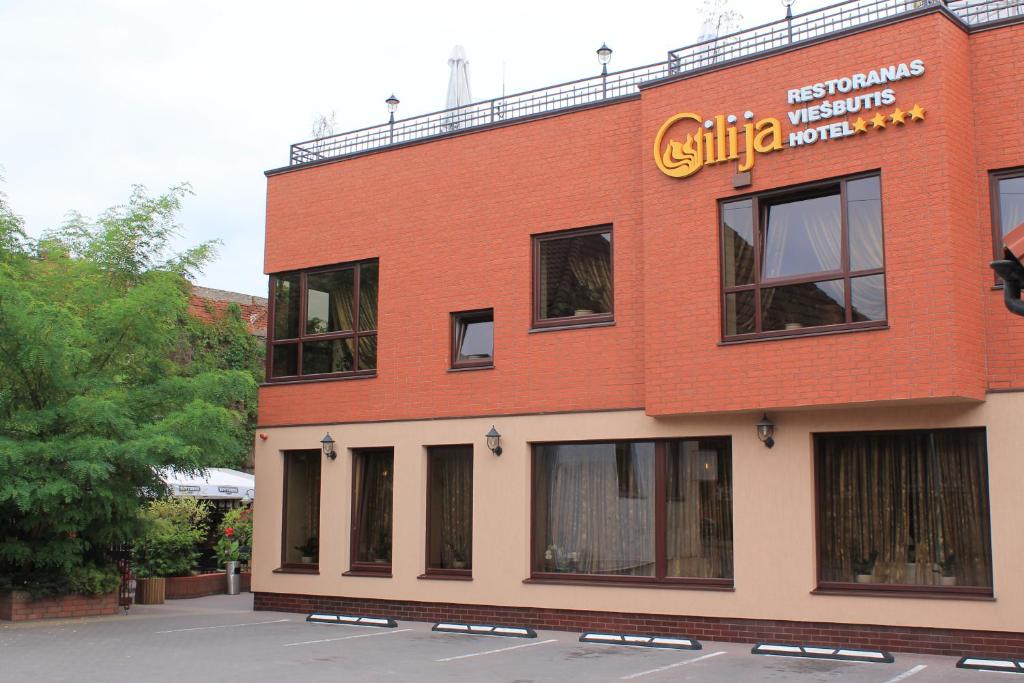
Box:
[0,594,1011,682]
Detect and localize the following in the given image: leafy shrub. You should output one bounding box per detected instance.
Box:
[68,564,122,595]
[132,498,209,578]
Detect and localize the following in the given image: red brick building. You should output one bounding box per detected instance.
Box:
[252,0,1024,657]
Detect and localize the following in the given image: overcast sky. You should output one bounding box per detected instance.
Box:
[1,0,835,297]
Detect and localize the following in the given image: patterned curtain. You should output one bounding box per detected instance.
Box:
[354,451,393,564]
[817,430,991,587]
[431,448,473,569]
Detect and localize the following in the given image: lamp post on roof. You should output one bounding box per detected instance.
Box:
[783,0,796,43]
[597,43,613,98]
[386,94,400,143]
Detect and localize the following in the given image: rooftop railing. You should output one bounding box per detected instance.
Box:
[287,0,1022,167]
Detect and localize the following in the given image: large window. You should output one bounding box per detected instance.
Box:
[531,439,732,586]
[425,446,473,577]
[992,168,1024,260]
[815,428,993,596]
[533,226,613,329]
[721,174,886,340]
[281,451,321,570]
[349,448,394,575]
[268,259,378,380]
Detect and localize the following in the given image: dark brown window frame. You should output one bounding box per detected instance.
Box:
[266,258,378,382]
[531,225,614,330]
[278,449,321,573]
[990,167,1024,280]
[812,427,994,600]
[450,309,494,370]
[347,447,394,577]
[422,444,474,580]
[529,438,734,590]
[719,172,887,342]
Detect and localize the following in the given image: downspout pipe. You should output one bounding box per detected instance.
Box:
[992,222,1024,318]
[992,259,1024,317]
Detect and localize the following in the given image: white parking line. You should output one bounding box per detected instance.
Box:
[156,618,291,634]
[620,650,727,680]
[436,638,559,662]
[282,627,411,647]
[885,664,927,682]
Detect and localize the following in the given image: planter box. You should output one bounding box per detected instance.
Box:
[0,590,119,622]
[164,572,252,600]
[135,577,166,604]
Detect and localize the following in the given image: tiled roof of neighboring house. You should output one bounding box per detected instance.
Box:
[189,285,268,338]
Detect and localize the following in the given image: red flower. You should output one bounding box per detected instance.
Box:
[225,527,235,538]
[67,531,77,539]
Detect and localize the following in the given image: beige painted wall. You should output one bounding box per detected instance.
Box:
[253,393,1024,632]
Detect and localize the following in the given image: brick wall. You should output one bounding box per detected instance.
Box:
[189,286,268,338]
[259,12,1024,425]
[260,98,645,425]
[164,572,252,600]
[971,23,1024,390]
[0,591,119,622]
[254,591,1024,658]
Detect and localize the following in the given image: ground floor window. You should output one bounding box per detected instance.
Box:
[425,445,473,576]
[531,439,732,586]
[281,450,321,568]
[350,448,394,574]
[816,428,993,594]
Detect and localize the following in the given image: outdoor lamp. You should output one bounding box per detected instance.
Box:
[386,93,400,114]
[485,426,503,456]
[756,414,775,449]
[321,433,336,460]
[596,43,613,75]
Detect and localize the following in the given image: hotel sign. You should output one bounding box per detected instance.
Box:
[654,59,927,179]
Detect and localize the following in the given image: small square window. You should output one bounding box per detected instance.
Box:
[533,226,613,328]
[451,309,494,369]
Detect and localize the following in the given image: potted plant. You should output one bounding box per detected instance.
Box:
[852,552,877,583]
[934,553,957,586]
[215,527,241,595]
[295,536,318,564]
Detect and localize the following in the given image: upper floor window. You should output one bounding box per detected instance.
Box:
[721,174,886,340]
[451,309,494,369]
[268,259,378,381]
[533,226,613,329]
[991,168,1024,259]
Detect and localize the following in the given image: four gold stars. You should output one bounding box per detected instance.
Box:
[859,105,925,133]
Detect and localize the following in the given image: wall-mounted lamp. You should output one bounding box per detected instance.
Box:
[756,414,775,449]
[485,426,503,456]
[321,433,336,460]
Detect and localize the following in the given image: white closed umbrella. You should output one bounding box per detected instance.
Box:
[446,45,472,109]
[443,45,472,131]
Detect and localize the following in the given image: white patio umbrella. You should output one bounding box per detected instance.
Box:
[161,468,255,501]
[443,45,472,130]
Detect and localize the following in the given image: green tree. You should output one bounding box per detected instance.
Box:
[0,184,261,595]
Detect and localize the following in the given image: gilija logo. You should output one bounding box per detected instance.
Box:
[654,112,784,178]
